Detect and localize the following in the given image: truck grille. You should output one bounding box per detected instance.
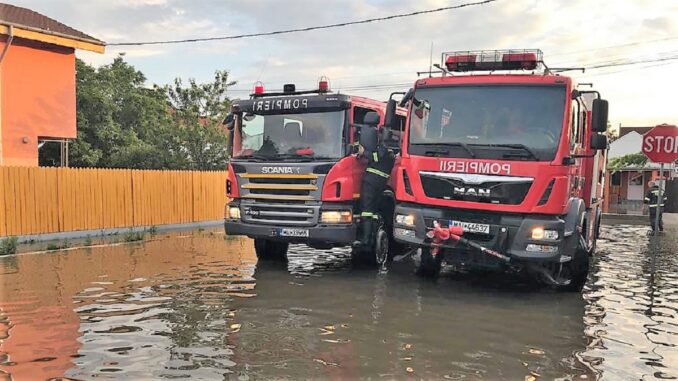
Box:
[241,202,318,226]
[419,172,532,205]
[239,173,318,202]
[238,173,321,226]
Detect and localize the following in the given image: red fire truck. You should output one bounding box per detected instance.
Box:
[385,50,609,290]
[224,80,406,265]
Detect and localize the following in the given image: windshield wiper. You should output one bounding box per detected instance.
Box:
[311,155,338,161]
[232,153,268,162]
[469,143,538,160]
[274,154,314,162]
[417,142,475,158]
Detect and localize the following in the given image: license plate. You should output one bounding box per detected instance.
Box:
[449,220,490,234]
[277,228,309,237]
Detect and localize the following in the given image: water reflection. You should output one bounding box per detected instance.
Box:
[0,225,675,380]
[583,225,678,380]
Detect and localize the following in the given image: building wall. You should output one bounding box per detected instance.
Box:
[0,37,76,166]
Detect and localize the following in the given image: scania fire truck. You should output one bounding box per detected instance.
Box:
[224,80,405,264]
[386,50,609,290]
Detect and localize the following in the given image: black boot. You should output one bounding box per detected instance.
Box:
[360,218,376,251]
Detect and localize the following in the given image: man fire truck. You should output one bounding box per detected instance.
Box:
[386,50,609,291]
[223,79,405,265]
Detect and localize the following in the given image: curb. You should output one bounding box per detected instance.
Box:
[10,220,224,244]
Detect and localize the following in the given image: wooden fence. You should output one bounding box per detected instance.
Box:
[0,167,227,237]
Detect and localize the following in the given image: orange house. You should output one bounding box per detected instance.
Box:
[0,3,105,166]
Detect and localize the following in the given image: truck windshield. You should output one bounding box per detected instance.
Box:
[233,111,345,160]
[408,85,566,161]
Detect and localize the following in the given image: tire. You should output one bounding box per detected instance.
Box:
[351,222,389,267]
[374,226,389,266]
[254,239,289,262]
[557,235,590,292]
[415,247,443,278]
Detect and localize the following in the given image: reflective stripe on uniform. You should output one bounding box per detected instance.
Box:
[366,167,389,178]
[361,211,379,219]
[372,152,379,162]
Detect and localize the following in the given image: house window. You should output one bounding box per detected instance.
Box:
[611,172,621,186]
[629,173,643,186]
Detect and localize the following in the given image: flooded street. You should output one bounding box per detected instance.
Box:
[0,225,676,380]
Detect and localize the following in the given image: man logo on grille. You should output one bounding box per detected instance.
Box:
[453,187,491,197]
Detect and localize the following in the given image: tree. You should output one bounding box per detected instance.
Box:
[165,70,235,170]
[608,152,648,172]
[65,57,186,169]
[41,57,235,170]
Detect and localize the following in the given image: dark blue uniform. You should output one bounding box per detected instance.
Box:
[644,185,667,232]
[358,144,395,248]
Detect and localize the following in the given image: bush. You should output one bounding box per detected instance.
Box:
[124,229,145,242]
[0,237,18,255]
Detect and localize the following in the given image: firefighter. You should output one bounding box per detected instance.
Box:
[353,112,395,252]
[644,180,667,233]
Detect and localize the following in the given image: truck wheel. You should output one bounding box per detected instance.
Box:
[415,247,442,278]
[254,239,289,262]
[557,235,590,292]
[374,226,389,266]
[351,222,389,267]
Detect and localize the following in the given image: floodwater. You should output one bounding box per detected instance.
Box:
[0,225,675,380]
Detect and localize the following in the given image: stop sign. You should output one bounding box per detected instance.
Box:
[642,124,678,163]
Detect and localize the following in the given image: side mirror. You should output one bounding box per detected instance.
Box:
[363,111,380,126]
[399,88,414,107]
[590,134,608,150]
[591,99,608,133]
[223,114,235,131]
[383,99,396,128]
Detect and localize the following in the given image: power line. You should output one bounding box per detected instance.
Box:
[549,36,678,57]
[579,61,678,79]
[226,52,678,95]
[551,48,678,69]
[108,0,500,46]
[229,54,678,95]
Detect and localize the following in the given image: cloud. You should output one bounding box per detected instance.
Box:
[11,0,678,125]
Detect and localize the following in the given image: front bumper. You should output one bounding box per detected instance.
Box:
[393,202,568,263]
[224,219,356,246]
[224,200,357,247]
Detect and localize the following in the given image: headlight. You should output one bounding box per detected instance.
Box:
[531,227,558,240]
[395,214,415,227]
[228,207,241,219]
[321,210,352,224]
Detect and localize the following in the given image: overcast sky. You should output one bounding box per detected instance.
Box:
[12,0,678,128]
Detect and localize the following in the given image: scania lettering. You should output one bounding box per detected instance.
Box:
[223,80,406,265]
[386,50,609,291]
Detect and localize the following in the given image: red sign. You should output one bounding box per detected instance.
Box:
[642,124,678,163]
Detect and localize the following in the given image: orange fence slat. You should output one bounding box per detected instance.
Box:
[0,167,227,237]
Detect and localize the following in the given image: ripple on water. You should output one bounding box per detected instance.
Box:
[582,225,678,380]
[0,227,676,379]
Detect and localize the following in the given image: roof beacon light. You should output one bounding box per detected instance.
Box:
[318,76,330,93]
[253,81,265,94]
[443,49,542,72]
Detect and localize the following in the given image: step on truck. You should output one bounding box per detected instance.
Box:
[385,50,609,290]
[223,79,406,265]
